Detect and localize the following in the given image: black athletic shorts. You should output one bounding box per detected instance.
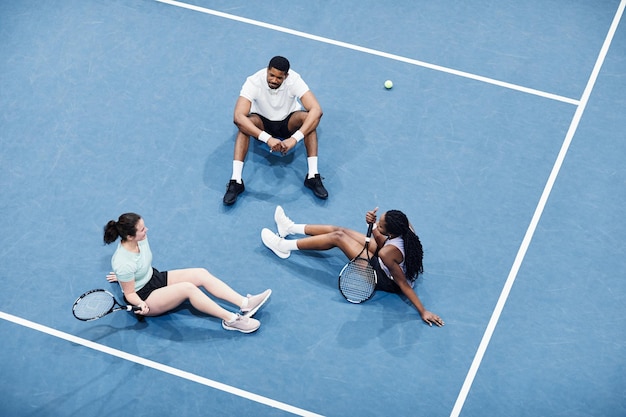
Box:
[253,112,298,139]
[370,257,402,294]
[126,268,168,302]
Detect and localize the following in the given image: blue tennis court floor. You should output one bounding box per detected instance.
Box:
[1,1,625,416]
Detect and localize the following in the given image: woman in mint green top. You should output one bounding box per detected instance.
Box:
[104,213,271,334]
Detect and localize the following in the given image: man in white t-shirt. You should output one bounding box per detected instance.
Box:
[223,56,328,205]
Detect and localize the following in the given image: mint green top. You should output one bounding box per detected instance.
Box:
[111,238,153,292]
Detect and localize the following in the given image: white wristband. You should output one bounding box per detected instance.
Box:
[258,131,271,143]
[291,130,304,142]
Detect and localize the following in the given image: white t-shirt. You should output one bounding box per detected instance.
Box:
[240,68,310,121]
[111,238,153,292]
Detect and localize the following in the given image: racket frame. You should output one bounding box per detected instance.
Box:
[338,223,378,303]
[72,288,140,321]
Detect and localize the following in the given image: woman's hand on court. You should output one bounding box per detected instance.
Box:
[106,272,118,283]
[421,311,444,327]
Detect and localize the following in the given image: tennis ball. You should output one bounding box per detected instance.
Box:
[384,80,393,89]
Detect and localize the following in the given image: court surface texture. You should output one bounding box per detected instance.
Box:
[1,1,625,416]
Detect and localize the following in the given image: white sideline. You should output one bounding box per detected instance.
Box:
[450,1,626,416]
[0,311,324,417]
[155,0,579,105]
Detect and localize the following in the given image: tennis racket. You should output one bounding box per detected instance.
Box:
[72,289,141,321]
[338,223,378,303]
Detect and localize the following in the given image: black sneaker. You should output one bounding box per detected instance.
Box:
[223,180,245,205]
[304,174,328,199]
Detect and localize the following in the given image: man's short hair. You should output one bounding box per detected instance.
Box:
[268,56,290,73]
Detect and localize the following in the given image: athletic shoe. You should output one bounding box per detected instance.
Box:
[274,205,295,238]
[222,314,260,333]
[261,228,290,259]
[241,289,272,317]
[304,174,328,199]
[223,180,245,205]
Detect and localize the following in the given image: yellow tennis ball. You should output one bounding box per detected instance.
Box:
[384,80,393,89]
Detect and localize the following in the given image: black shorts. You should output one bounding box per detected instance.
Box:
[126,268,168,302]
[370,257,402,294]
[253,112,298,139]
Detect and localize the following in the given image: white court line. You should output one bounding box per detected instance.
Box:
[0,312,324,417]
[155,0,579,106]
[450,1,626,416]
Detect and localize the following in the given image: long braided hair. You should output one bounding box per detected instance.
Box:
[384,210,424,281]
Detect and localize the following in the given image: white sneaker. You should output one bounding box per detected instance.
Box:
[261,228,290,259]
[274,205,295,238]
[241,289,272,317]
[222,314,260,333]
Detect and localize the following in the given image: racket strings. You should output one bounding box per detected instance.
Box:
[73,291,115,320]
[339,258,377,302]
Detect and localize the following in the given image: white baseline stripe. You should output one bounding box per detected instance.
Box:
[450,1,626,416]
[0,312,324,417]
[155,0,579,106]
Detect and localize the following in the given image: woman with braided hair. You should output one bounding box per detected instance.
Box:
[261,206,444,327]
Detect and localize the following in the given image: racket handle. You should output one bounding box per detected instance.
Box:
[127,305,142,311]
[364,223,374,247]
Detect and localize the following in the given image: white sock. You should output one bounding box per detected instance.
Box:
[240,296,248,309]
[226,312,238,323]
[307,157,318,179]
[231,160,244,183]
[279,239,299,252]
[291,224,306,235]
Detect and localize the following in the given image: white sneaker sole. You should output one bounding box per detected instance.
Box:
[222,321,260,333]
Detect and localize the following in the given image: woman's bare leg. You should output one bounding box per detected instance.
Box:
[167,268,245,307]
[143,282,234,320]
[296,227,376,259]
[304,225,369,243]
